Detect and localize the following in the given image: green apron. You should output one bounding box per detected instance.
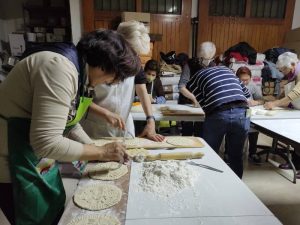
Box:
[2,96,92,225]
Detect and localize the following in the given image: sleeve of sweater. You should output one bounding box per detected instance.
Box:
[251,83,263,100]
[178,64,191,89]
[287,73,300,101]
[29,55,84,161]
[65,123,93,144]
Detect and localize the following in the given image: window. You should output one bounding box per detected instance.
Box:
[142,0,182,14]
[94,0,136,11]
[251,0,286,19]
[209,0,246,17]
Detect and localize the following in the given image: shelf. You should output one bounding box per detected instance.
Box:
[22,1,71,42]
[25,24,69,28]
[23,5,67,13]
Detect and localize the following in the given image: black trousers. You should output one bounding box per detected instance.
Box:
[248,130,259,155]
[181,121,203,137]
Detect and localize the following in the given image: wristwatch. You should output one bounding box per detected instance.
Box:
[146,115,155,121]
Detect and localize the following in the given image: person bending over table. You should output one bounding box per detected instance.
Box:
[144,59,166,104]
[225,66,264,164]
[178,42,216,136]
[187,66,251,178]
[264,52,300,177]
[0,30,138,225]
[81,21,164,142]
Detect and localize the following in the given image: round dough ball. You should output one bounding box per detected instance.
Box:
[265,110,277,116]
[256,109,267,115]
[74,184,122,210]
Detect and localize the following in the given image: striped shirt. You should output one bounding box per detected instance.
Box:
[187,66,250,113]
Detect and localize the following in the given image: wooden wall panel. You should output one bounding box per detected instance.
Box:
[150,14,190,61]
[82,0,192,62]
[198,0,295,55]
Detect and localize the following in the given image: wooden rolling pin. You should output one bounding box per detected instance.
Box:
[145,152,204,161]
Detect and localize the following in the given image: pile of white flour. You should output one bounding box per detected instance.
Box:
[138,160,199,198]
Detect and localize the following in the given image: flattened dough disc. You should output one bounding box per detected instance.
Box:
[89,162,128,180]
[74,184,122,210]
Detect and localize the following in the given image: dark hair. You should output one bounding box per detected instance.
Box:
[76,29,141,82]
[144,59,160,75]
[176,53,189,67]
[236,66,252,78]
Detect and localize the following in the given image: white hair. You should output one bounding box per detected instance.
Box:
[198,41,216,59]
[276,52,299,69]
[117,20,150,55]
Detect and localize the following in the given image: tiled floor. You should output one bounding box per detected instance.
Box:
[243,134,300,225]
[1,134,299,225]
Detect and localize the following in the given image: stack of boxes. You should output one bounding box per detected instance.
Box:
[160,73,181,103]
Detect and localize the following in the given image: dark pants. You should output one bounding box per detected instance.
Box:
[225,129,259,156]
[0,183,15,225]
[203,108,250,178]
[292,151,300,170]
[248,129,259,155]
[181,121,203,137]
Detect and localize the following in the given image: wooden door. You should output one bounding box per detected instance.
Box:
[198,0,295,54]
[82,0,192,61]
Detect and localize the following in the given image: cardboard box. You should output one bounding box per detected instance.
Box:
[284,27,300,43]
[263,87,274,95]
[165,93,179,100]
[139,55,152,65]
[8,34,26,56]
[263,81,275,88]
[122,12,150,32]
[163,85,179,94]
[122,12,150,23]
[283,27,300,56]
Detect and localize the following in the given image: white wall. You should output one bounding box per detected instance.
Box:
[69,0,83,45]
[292,0,300,29]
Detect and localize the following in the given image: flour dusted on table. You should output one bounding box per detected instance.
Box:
[138,160,199,198]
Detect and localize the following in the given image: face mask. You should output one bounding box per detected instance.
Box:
[146,75,155,83]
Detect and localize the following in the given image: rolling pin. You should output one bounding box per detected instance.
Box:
[145,152,204,161]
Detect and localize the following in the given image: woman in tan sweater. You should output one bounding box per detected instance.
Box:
[0,30,140,225]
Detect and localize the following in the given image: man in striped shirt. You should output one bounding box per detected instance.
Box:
[187,66,251,178]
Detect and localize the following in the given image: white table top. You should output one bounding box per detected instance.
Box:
[250,105,300,120]
[131,104,205,121]
[125,139,281,224]
[251,119,300,145]
[125,216,281,225]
